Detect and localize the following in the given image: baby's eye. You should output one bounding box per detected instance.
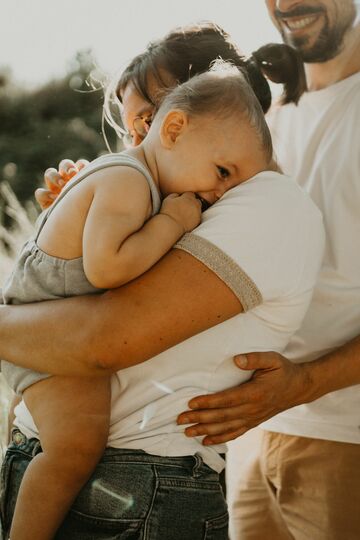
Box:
[217,166,230,179]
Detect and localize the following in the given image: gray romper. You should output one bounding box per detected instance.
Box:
[1,153,161,394]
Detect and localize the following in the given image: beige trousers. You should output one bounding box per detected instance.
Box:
[226,430,360,540]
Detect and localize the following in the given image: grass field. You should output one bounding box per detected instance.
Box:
[0,182,36,452]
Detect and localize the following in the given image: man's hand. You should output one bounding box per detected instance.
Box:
[177,352,314,445]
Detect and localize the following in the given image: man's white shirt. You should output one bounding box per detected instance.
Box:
[263,72,360,443]
[15,170,324,470]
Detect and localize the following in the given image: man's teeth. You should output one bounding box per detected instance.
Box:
[286,16,317,30]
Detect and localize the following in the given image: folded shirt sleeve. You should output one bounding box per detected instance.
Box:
[175,172,324,313]
[175,233,262,311]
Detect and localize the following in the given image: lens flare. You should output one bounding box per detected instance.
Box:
[92,479,134,508]
[151,380,174,394]
[140,402,157,430]
[354,0,360,26]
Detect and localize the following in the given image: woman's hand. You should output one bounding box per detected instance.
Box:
[35,158,89,209]
[177,352,314,444]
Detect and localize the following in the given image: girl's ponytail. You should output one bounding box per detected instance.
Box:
[250,43,307,107]
[244,58,272,114]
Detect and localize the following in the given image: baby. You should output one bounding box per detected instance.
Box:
[2,63,274,539]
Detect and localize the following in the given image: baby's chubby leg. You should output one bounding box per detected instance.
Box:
[9,375,111,540]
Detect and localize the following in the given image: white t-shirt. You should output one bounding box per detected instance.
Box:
[15,171,324,471]
[263,72,360,443]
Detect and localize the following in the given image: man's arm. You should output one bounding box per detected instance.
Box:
[0,249,242,377]
[177,335,360,444]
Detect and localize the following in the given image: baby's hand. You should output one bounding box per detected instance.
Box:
[160,192,202,234]
[35,158,89,210]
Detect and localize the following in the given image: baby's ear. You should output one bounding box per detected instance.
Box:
[160,110,188,148]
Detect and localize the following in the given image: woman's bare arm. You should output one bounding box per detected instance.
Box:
[0,249,242,377]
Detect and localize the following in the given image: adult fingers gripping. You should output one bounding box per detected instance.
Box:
[189,385,249,410]
[202,427,249,445]
[177,352,309,445]
[181,351,283,414]
[234,351,282,371]
[185,417,245,438]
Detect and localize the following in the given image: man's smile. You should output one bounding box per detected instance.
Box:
[283,14,320,32]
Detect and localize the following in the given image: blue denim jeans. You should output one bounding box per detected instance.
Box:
[0,429,228,539]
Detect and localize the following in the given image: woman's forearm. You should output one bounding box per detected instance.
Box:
[0,250,241,377]
[0,295,105,376]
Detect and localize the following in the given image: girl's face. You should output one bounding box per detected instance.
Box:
[153,110,269,205]
[121,82,155,147]
[121,70,175,146]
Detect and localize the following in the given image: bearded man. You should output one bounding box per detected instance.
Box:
[179,2,360,538]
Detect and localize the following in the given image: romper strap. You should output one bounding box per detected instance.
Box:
[35,153,161,241]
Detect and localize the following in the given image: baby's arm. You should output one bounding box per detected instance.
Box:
[83,167,202,288]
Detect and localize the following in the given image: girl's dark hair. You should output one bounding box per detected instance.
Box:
[250,43,307,108]
[117,22,307,114]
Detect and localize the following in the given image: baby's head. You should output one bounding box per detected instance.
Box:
[144,62,275,205]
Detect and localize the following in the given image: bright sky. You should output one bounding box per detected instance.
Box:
[1,0,280,87]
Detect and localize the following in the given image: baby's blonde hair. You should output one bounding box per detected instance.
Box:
[157,61,273,162]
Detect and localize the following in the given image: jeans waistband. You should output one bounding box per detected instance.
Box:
[9,429,218,478]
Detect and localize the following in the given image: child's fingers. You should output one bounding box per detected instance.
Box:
[58,159,78,181]
[75,158,90,171]
[35,188,57,210]
[44,168,64,193]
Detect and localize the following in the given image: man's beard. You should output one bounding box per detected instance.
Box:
[276,4,356,63]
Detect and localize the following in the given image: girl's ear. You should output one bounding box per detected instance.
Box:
[159,110,188,149]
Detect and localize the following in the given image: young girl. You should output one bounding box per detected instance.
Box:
[36,22,306,209]
[1,63,276,539]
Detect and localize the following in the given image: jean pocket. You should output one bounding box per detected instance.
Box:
[204,511,229,540]
[56,511,144,540]
[0,452,15,536]
[0,444,33,538]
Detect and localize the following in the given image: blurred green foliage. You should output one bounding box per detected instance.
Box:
[0,51,117,205]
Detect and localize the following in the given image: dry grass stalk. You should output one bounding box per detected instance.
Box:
[0,181,36,453]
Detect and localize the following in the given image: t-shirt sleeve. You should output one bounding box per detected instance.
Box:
[174,173,324,312]
[175,233,262,311]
